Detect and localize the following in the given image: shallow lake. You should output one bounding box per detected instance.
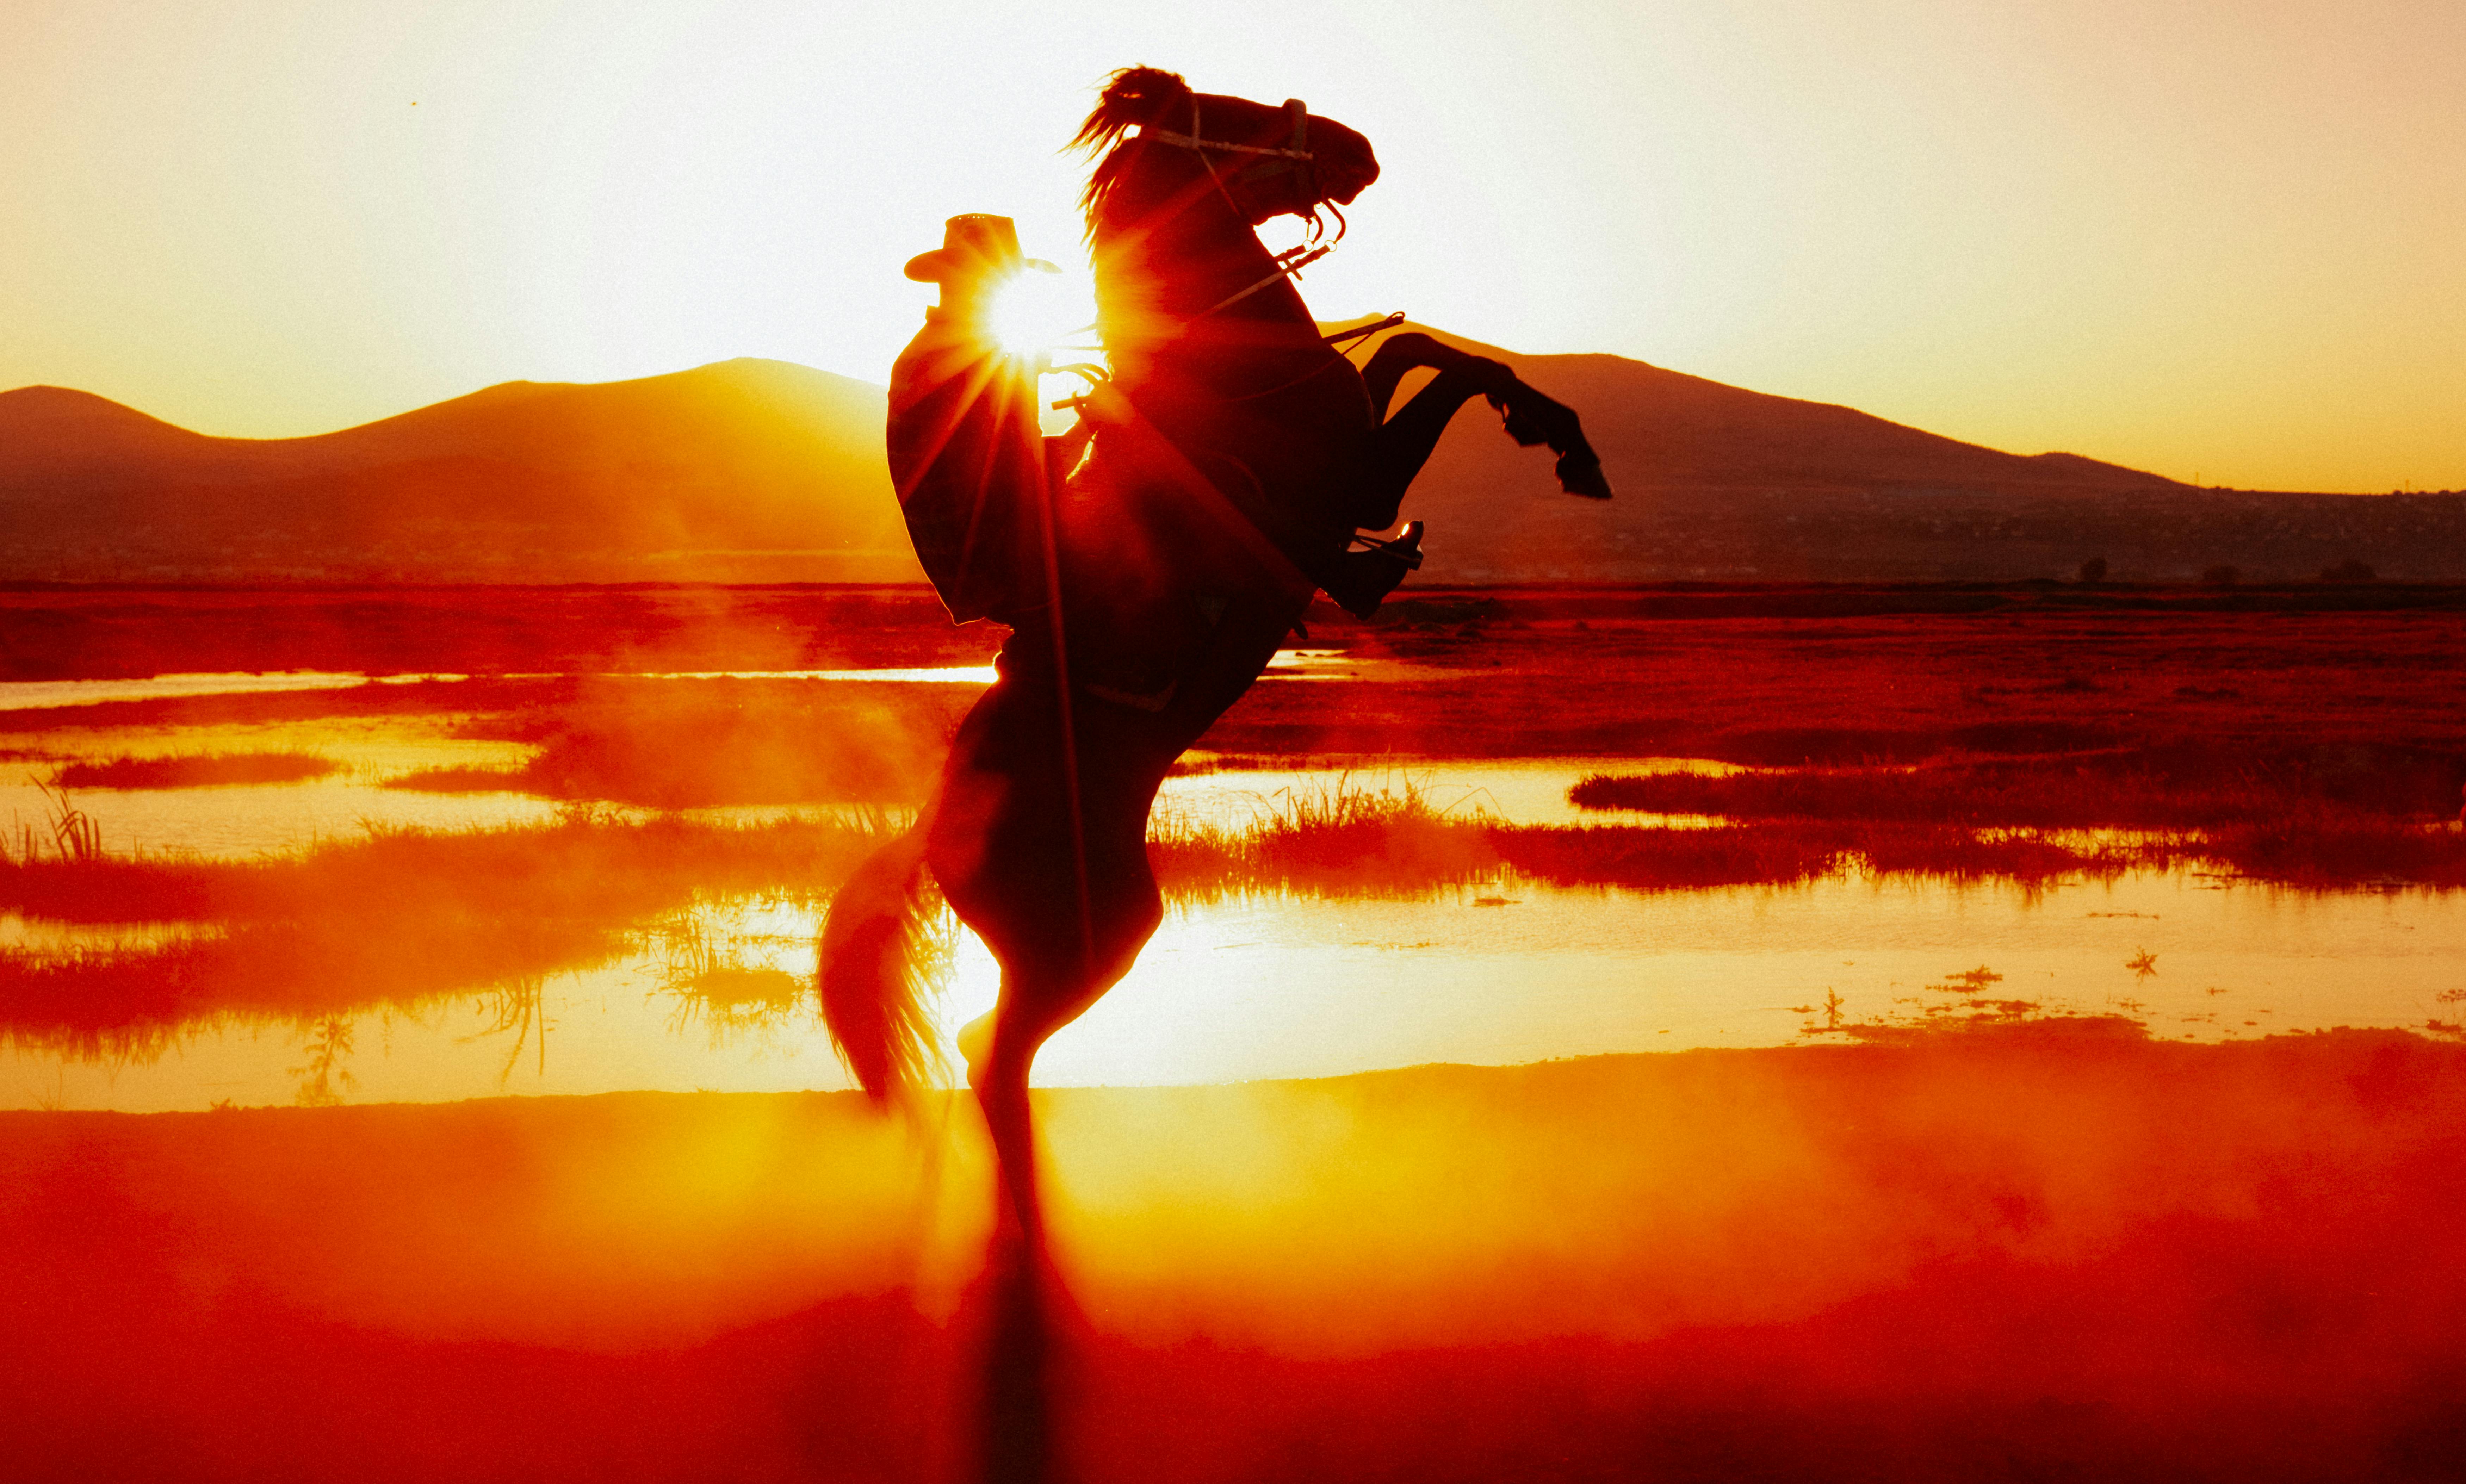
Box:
[6,863,2459,1112]
[6,674,2459,1110]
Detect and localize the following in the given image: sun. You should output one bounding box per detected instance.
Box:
[984,268,1090,364]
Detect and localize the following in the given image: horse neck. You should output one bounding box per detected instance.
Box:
[1084,163,1368,575]
[1093,180,1324,384]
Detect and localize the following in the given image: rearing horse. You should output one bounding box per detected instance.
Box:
[824,66,1609,1235]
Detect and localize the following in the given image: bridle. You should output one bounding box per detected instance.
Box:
[1052,91,1401,414]
[1143,96,1320,225]
[1139,96,1342,322]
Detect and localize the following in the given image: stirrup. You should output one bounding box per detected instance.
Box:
[1324,521,1425,620]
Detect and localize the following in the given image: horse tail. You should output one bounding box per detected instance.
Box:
[819,826,946,1108]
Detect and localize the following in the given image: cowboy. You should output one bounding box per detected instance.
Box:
[886,215,1065,626]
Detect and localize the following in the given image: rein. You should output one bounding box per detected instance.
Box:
[1138,95,1334,328]
[1145,95,1318,212]
[1194,242,1331,321]
[1103,98,1408,405]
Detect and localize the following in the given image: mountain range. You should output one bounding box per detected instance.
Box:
[4,325,2458,583]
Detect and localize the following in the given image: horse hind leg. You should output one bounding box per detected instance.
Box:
[971,994,1051,1240]
[965,971,1104,1241]
[962,880,1164,1239]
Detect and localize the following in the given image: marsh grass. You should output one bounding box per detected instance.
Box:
[653,906,816,1049]
[1570,748,2463,829]
[381,765,529,794]
[51,752,339,790]
[10,783,102,867]
[1570,756,2466,889]
[0,810,882,924]
[5,776,2459,1056]
[1164,752,1299,777]
[0,812,887,1049]
[1148,776,2160,897]
[2215,820,2466,889]
[1151,775,1504,898]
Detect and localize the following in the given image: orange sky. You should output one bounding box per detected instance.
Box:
[5,0,2460,492]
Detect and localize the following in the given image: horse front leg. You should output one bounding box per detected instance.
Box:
[1319,334,1612,619]
[1351,338,1502,531]
[1356,333,1613,521]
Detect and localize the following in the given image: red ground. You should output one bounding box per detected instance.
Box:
[6,1027,2463,1482]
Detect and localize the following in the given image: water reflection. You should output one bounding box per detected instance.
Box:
[0,671,467,712]
[467,976,550,1083]
[653,902,820,1051]
[0,912,201,954]
[290,1016,358,1106]
[6,870,2459,1111]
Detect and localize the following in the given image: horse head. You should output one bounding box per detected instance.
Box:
[1071,68,1379,374]
[1072,66,1379,240]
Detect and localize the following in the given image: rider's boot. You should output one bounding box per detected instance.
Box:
[1322,520,1426,620]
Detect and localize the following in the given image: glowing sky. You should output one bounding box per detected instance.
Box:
[6,0,2461,491]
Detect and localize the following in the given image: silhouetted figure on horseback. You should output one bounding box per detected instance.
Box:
[824,67,1610,1244]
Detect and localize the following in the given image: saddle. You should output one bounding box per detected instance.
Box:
[887,307,1426,660]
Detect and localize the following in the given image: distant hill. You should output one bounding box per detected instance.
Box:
[5,337,2460,583]
[1359,324,2181,496]
[0,360,915,583]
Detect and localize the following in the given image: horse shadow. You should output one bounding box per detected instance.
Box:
[963,1207,1081,1484]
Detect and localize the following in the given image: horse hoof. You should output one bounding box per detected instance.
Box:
[1556,454,1613,500]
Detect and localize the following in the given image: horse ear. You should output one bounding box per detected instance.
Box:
[1073,66,1190,151]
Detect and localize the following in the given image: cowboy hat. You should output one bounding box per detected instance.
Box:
[903,214,1061,283]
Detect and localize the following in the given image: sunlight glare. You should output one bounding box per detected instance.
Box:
[984,268,1091,364]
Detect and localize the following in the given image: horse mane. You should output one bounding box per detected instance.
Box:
[1071,66,1194,238]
